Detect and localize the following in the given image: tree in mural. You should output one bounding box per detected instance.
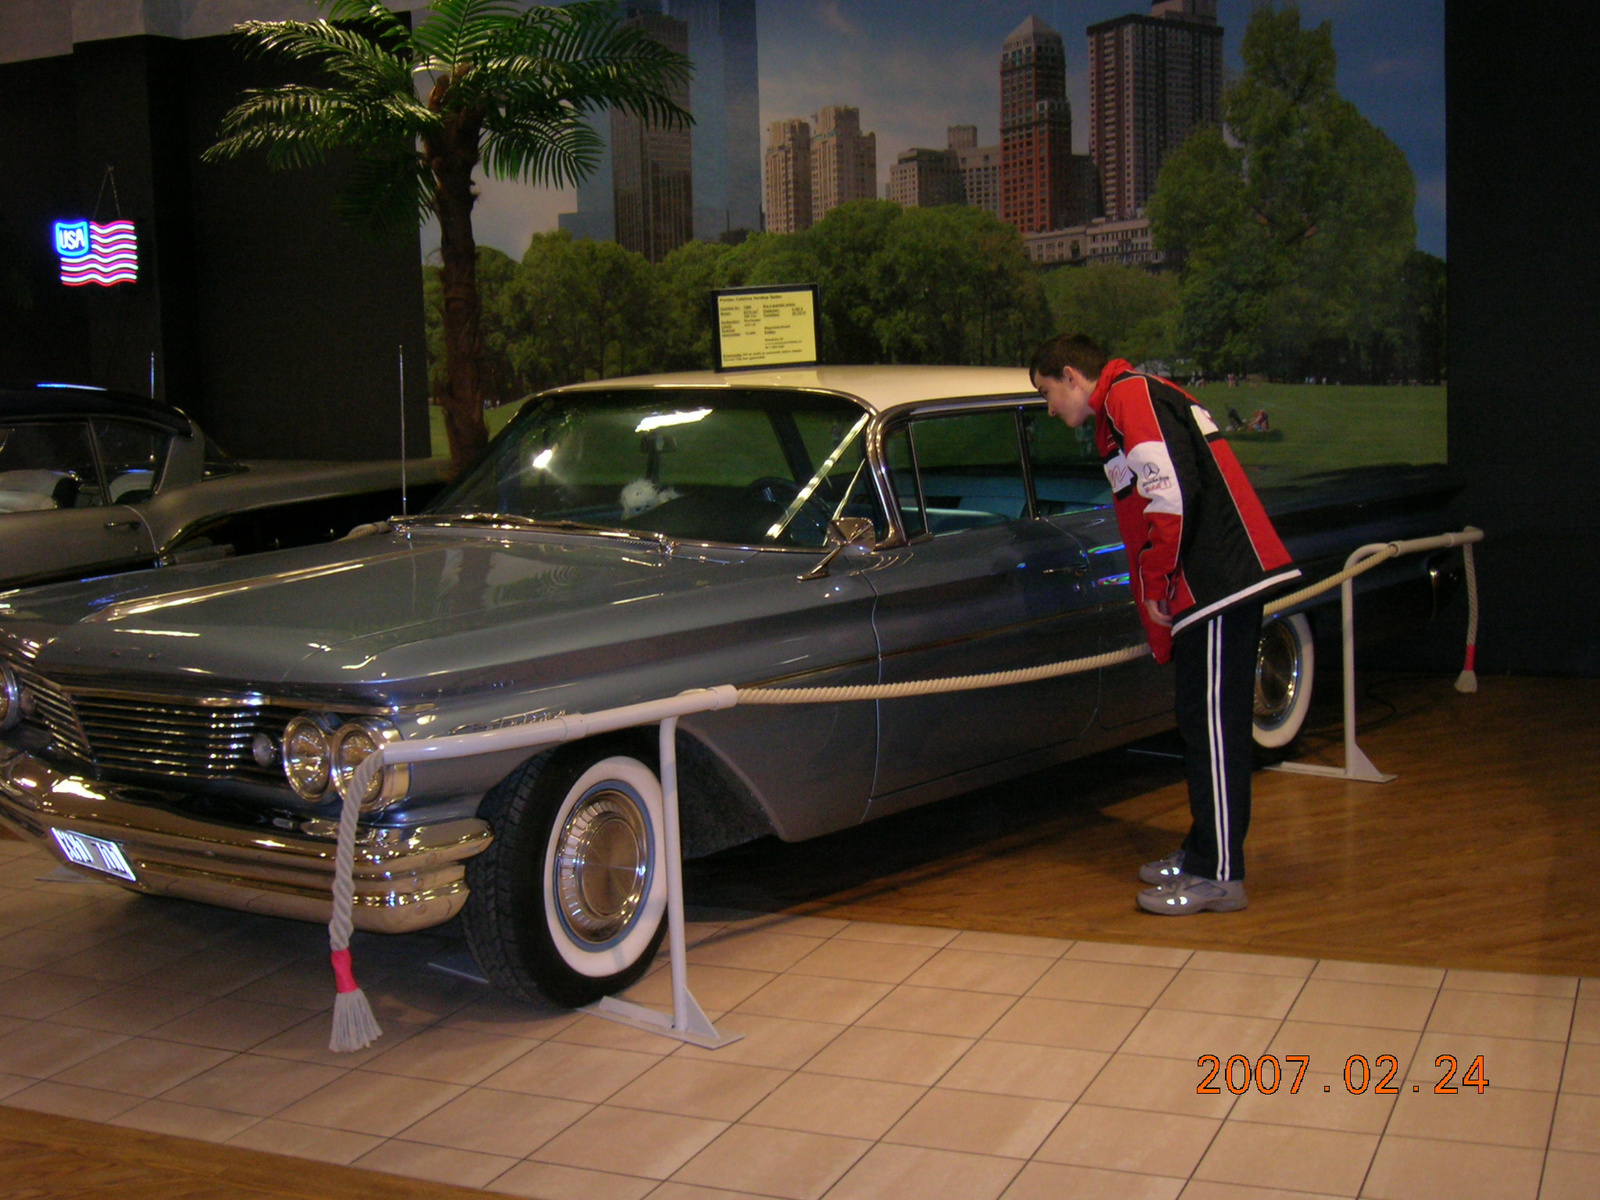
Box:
[729,202,1050,368]
[424,202,1053,398]
[1041,262,1179,370]
[203,0,690,472]
[1150,2,1415,379]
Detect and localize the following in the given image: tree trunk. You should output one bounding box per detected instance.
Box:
[427,103,490,476]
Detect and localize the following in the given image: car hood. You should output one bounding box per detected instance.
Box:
[0,527,794,696]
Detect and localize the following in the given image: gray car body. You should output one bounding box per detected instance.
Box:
[0,367,1459,922]
[0,384,444,590]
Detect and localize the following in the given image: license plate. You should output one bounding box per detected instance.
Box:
[49,828,137,882]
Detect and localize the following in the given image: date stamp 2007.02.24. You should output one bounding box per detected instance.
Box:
[1198,1054,1489,1096]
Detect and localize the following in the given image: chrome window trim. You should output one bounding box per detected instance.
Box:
[863,393,1041,550]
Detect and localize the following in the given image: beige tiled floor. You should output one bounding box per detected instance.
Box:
[1,835,1596,1200]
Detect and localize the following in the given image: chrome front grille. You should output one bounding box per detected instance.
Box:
[7,662,308,785]
[12,664,92,761]
[68,693,307,784]
[4,657,398,787]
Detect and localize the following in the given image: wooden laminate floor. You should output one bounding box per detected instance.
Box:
[689,672,1600,979]
[2,671,1596,1199]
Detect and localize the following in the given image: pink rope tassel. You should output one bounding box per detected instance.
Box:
[328,759,383,1052]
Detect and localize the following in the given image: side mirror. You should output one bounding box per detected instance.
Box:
[802,517,878,581]
[826,516,877,552]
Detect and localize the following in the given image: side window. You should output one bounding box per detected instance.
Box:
[93,421,169,503]
[883,426,927,539]
[908,410,1028,537]
[0,421,103,512]
[1022,407,1112,514]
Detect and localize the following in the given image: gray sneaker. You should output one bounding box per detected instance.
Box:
[1138,849,1187,886]
[1137,874,1248,915]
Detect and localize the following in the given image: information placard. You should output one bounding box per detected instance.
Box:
[712,284,819,371]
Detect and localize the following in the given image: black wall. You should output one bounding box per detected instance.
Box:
[0,53,88,383]
[0,33,430,462]
[1445,3,1600,675]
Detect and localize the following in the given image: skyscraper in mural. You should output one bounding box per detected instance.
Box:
[764,118,812,234]
[610,8,693,262]
[669,0,762,239]
[810,106,876,223]
[559,0,760,247]
[1088,0,1224,221]
[949,124,1002,217]
[999,16,1095,234]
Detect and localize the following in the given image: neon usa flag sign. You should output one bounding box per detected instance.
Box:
[53,219,138,286]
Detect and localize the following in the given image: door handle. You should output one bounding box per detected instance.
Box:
[1042,560,1089,577]
[103,519,141,531]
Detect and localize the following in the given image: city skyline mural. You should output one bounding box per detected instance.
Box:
[435,0,1444,261]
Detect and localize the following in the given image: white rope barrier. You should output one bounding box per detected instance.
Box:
[738,642,1150,704]
[323,525,1483,1049]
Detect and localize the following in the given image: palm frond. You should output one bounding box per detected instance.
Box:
[204,86,348,167]
[480,114,603,188]
[204,83,437,168]
[450,5,693,132]
[410,0,524,71]
[234,18,416,94]
[319,0,410,40]
[508,50,693,128]
[334,150,437,235]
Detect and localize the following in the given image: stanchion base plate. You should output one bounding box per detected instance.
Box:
[1266,761,1397,784]
[582,995,744,1050]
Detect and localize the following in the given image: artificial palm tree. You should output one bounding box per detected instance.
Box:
[204,0,691,472]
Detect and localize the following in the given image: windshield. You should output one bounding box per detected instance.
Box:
[427,388,880,548]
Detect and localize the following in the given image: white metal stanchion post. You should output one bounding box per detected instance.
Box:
[1270,528,1482,783]
[583,716,742,1048]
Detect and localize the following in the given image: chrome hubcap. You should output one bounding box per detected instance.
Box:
[554,787,650,944]
[1254,621,1302,729]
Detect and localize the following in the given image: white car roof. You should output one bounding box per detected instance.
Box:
[551,365,1039,414]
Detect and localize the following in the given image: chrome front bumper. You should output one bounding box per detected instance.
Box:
[0,747,492,934]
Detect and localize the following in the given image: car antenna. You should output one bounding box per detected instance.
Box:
[398,343,409,517]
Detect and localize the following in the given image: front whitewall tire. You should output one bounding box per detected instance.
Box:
[540,756,667,980]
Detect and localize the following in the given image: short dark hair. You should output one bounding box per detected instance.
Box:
[1030,333,1108,383]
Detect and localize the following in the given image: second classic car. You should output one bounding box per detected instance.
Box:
[0,367,1461,1005]
[0,382,443,590]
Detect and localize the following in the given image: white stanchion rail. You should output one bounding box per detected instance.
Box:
[332,525,1483,1049]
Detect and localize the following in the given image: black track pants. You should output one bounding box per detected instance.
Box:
[1173,601,1262,882]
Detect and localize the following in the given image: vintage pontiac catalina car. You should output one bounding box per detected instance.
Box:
[0,382,444,590]
[0,367,1462,1005]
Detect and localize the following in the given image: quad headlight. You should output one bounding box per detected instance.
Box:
[282,713,409,811]
[282,714,337,800]
[0,663,20,731]
[330,718,409,811]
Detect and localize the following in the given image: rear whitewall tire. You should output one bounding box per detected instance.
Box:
[1254,613,1315,749]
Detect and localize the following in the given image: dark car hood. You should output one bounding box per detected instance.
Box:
[0,527,781,695]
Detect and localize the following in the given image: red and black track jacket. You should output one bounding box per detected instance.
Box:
[1090,360,1301,663]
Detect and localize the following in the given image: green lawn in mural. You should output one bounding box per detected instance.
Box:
[1203,384,1447,472]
